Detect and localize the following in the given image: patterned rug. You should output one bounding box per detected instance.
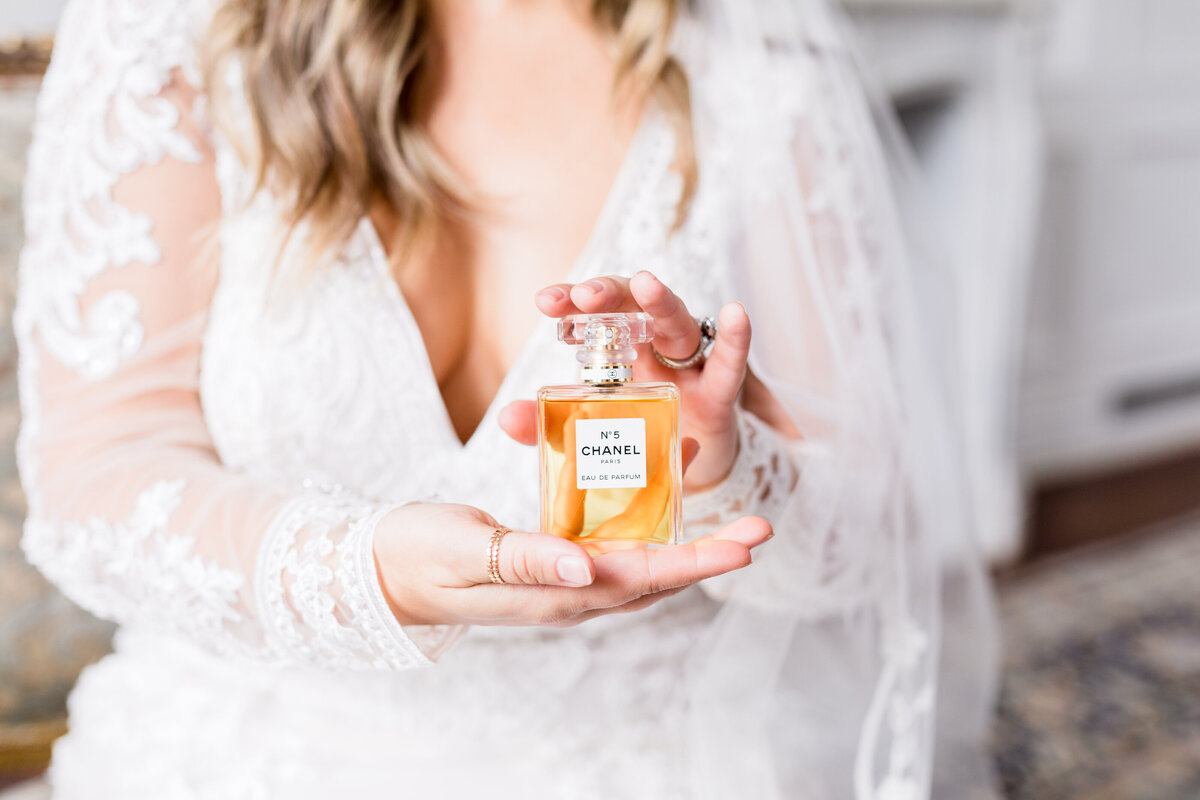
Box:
[992,517,1200,799]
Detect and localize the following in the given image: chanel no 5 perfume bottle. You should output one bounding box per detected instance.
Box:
[538,313,681,551]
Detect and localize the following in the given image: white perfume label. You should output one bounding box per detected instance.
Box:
[575,417,647,489]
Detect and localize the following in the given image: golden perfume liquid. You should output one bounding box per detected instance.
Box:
[538,313,681,552]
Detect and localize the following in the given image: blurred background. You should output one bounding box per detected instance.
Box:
[0,0,1197,797]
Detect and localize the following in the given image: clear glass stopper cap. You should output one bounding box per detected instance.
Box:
[558,313,655,380]
[558,313,654,348]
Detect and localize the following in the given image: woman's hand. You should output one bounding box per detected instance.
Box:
[501,270,751,491]
[374,501,771,627]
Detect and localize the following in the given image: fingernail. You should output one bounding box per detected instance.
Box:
[556,556,593,587]
[716,522,772,548]
[578,280,605,295]
[538,287,566,302]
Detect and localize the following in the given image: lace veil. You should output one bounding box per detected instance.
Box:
[674,1,999,797]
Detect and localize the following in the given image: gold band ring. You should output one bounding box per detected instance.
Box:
[487,526,512,584]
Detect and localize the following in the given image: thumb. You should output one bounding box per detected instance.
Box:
[497,400,539,446]
[488,530,596,588]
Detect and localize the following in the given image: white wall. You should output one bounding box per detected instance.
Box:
[0,0,70,38]
[1019,0,1200,477]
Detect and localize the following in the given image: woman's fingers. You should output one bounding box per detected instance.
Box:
[378,504,770,628]
[470,529,596,588]
[517,516,773,625]
[404,509,596,590]
[590,540,747,596]
[699,302,752,409]
[561,516,769,623]
[498,399,539,446]
[475,512,768,597]
[534,276,639,317]
[708,514,774,547]
[447,516,771,627]
[533,283,579,316]
[628,270,702,361]
[535,272,695,325]
[535,271,703,367]
[590,515,772,596]
[568,275,637,313]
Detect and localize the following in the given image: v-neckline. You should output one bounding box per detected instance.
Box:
[358,108,664,454]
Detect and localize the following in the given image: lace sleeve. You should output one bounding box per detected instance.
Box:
[682,408,800,536]
[14,0,457,670]
[680,408,801,600]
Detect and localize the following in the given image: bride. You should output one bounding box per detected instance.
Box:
[16,0,997,797]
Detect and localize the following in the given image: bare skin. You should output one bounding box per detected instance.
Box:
[370,0,783,628]
[372,0,641,445]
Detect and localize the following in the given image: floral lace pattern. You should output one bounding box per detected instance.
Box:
[21,479,248,659]
[16,0,433,679]
[683,409,801,535]
[256,496,447,670]
[17,0,204,382]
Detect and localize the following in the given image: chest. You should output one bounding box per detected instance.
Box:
[371,83,641,392]
[198,109,727,514]
[368,92,643,442]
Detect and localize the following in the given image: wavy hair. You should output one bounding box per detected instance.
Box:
[201,0,696,273]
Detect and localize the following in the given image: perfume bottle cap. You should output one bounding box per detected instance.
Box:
[558,313,654,347]
[559,313,655,383]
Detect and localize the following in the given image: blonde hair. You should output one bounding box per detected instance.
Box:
[201,0,696,274]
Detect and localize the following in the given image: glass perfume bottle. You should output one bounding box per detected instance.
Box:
[538,313,681,552]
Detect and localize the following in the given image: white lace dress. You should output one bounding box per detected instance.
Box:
[15,1,801,797]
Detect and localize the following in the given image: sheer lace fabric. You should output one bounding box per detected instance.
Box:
[16,0,995,797]
[676,3,997,798]
[16,0,455,674]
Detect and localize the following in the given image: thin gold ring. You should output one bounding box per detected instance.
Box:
[487,526,512,584]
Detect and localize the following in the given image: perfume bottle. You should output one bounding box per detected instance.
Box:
[538,313,681,552]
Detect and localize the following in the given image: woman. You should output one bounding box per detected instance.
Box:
[16,0,997,797]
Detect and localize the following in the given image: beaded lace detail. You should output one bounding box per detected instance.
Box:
[683,409,801,534]
[16,0,204,382]
[21,480,249,659]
